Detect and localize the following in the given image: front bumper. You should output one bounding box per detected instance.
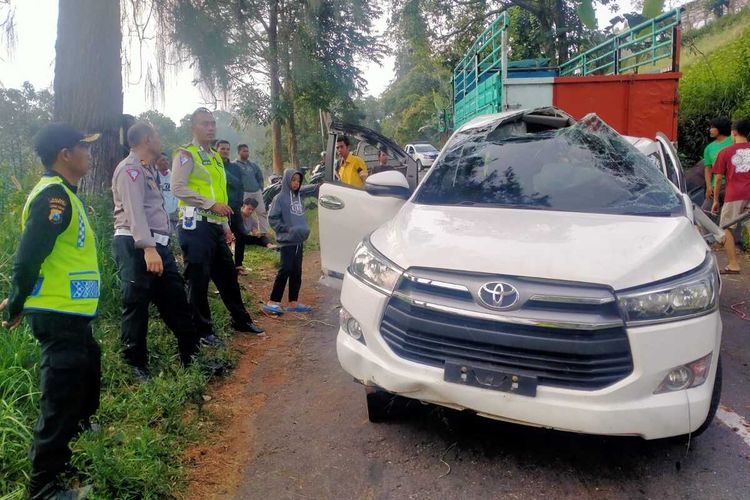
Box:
[337,274,722,440]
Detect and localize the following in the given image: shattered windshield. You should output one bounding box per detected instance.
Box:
[415,115,683,216]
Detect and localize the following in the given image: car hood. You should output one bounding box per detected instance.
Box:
[370,203,707,291]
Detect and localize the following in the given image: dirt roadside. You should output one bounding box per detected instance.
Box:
[182,250,325,500]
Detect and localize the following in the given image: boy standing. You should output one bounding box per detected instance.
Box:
[263,170,312,314]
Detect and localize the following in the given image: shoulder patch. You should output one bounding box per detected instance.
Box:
[48,198,64,224]
[179,151,191,165]
[126,169,140,182]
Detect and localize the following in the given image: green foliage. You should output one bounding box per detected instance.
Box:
[641,0,666,19]
[507,7,545,60]
[678,20,750,163]
[577,0,597,29]
[136,110,186,154]
[0,83,52,190]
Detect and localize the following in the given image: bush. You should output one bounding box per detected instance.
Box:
[678,17,750,164]
[0,164,239,499]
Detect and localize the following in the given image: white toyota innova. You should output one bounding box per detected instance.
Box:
[318,108,722,440]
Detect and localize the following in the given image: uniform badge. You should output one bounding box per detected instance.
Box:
[48,207,63,224]
[180,152,191,165]
[47,197,66,224]
[127,169,140,181]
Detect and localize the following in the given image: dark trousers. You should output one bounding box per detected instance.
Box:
[241,233,271,249]
[229,210,245,268]
[271,244,304,303]
[112,236,199,368]
[178,221,252,336]
[27,312,101,499]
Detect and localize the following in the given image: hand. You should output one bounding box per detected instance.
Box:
[251,229,261,237]
[705,185,713,200]
[0,298,22,330]
[210,203,233,216]
[225,229,236,244]
[144,247,164,276]
[712,200,720,215]
[359,171,368,181]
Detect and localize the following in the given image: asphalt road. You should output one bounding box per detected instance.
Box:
[233,254,750,500]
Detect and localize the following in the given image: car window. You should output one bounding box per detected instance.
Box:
[414,145,438,153]
[415,115,683,216]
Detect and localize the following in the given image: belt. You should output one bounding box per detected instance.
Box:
[180,207,225,225]
[114,228,170,246]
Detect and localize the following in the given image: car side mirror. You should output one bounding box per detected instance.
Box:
[365,171,411,199]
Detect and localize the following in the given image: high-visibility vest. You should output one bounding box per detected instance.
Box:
[177,144,228,221]
[21,176,100,316]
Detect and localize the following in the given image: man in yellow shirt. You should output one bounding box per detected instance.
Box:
[336,136,368,188]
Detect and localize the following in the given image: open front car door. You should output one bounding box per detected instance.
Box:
[318,123,418,288]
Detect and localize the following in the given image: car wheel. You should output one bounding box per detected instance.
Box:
[691,355,722,437]
[417,160,423,170]
[365,387,397,423]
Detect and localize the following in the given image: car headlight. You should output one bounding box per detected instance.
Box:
[616,255,719,325]
[349,240,403,295]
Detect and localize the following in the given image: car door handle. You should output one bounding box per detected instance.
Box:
[320,195,345,210]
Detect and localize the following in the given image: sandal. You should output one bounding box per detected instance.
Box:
[286,304,312,313]
[720,267,741,275]
[262,303,285,315]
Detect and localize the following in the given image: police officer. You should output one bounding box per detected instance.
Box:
[112,122,201,382]
[0,123,101,499]
[172,108,264,343]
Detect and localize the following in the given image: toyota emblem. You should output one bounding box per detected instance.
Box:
[478,282,519,310]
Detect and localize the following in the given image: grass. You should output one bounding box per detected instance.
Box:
[681,9,750,69]
[0,168,244,499]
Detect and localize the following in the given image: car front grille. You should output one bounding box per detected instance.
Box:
[379,269,634,391]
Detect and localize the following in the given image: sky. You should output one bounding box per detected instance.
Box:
[0,1,685,122]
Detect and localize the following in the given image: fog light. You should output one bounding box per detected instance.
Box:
[654,353,712,394]
[339,308,366,345]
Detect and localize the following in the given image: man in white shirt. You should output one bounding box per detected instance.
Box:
[155,152,179,228]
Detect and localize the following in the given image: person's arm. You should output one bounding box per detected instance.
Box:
[255,163,264,190]
[703,147,714,198]
[171,150,215,210]
[114,167,156,248]
[357,156,368,180]
[711,150,728,212]
[267,197,287,234]
[4,185,71,322]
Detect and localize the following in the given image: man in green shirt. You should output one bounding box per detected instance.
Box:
[703,117,733,211]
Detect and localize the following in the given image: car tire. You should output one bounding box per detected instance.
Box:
[691,355,723,437]
[365,387,396,423]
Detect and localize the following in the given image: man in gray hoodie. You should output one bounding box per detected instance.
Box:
[263,169,312,314]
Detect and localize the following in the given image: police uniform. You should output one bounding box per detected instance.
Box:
[112,151,199,371]
[171,143,263,336]
[5,170,101,499]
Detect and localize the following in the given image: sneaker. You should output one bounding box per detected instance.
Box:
[286,304,313,313]
[132,367,150,384]
[232,321,265,335]
[199,334,224,348]
[262,303,285,315]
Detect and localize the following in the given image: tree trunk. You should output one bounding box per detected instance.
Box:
[280,4,299,169]
[268,0,284,175]
[285,92,299,169]
[54,0,122,193]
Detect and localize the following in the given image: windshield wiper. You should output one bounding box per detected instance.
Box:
[621,210,677,217]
